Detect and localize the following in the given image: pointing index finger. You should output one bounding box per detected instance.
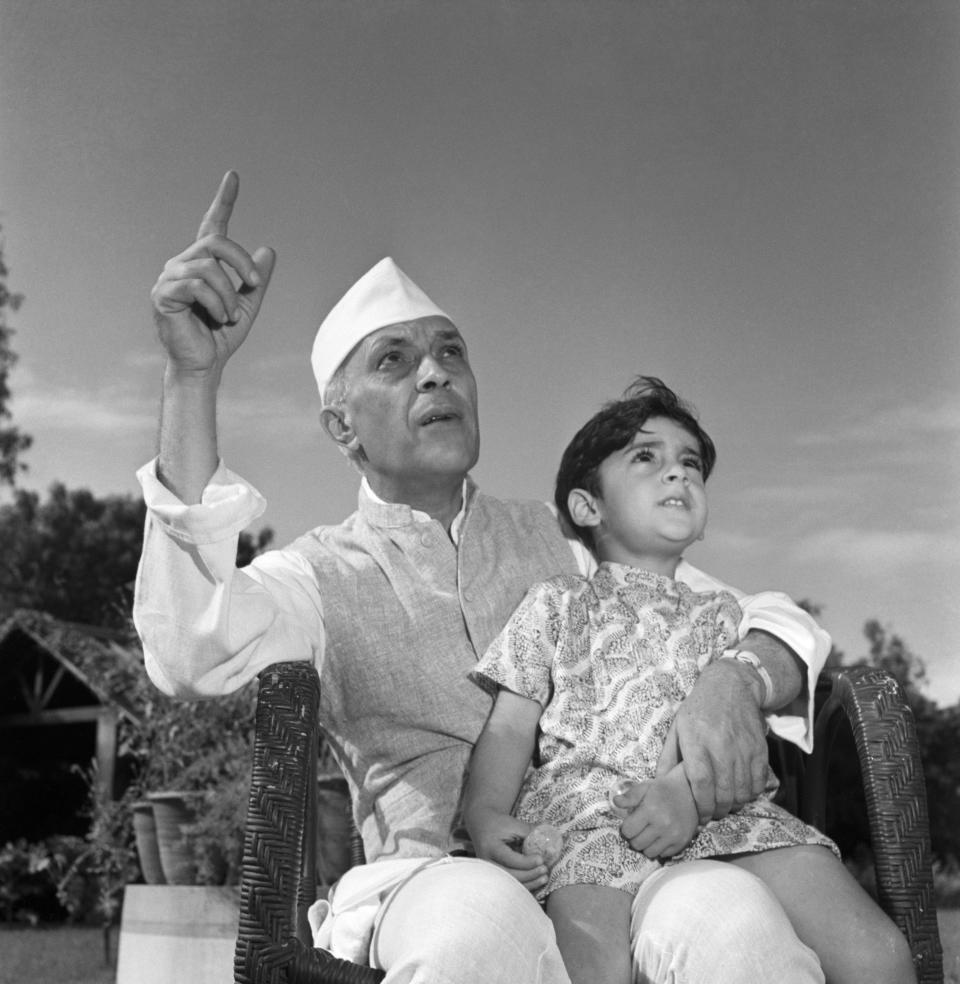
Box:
[197,170,239,240]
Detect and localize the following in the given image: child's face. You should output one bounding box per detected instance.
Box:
[580,416,708,574]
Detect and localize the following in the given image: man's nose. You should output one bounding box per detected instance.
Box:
[416,355,451,390]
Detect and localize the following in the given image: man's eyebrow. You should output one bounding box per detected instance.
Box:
[367,333,413,353]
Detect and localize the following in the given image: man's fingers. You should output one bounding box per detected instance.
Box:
[750,750,768,798]
[684,754,720,821]
[157,279,233,324]
[247,246,276,297]
[197,170,239,241]
[655,720,680,777]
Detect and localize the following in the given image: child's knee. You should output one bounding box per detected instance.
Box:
[854,922,916,984]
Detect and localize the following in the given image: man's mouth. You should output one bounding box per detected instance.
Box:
[419,408,461,426]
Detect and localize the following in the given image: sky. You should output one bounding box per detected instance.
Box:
[1,1,958,703]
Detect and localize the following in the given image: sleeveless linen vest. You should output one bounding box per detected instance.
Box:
[288,479,578,861]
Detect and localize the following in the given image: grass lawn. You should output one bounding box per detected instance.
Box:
[0,924,116,984]
[1,911,958,983]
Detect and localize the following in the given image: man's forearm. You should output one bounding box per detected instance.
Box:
[156,364,221,504]
[738,629,805,711]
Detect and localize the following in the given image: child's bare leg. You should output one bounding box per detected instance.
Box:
[730,846,916,984]
[546,884,633,984]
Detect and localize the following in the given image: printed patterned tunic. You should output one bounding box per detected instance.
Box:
[472,562,838,897]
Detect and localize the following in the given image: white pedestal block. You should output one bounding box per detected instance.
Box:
[116,885,240,984]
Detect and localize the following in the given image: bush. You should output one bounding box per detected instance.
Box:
[0,839,54,924]
[70,630,260,887]
[0,835,95,924]
[935,858,960,909]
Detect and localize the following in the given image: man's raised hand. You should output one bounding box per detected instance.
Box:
[150,171,276,377]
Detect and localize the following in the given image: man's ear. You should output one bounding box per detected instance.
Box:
[567,487,602,530]
[320,406,359,452]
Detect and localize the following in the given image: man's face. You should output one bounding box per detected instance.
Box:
[336,316,480,500]
[590,416,708,572]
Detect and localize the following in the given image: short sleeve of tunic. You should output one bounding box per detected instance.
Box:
[471,577,578,708]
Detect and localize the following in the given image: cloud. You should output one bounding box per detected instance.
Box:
[788,525,960,570]
[11,371,158,435]
[9,365,317,446]
[794,390,960,449]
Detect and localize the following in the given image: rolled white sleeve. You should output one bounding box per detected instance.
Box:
[134,459,325,699]
[677,559,831,752]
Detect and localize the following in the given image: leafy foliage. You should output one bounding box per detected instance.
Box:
[58,766,140,930]
[0,485,146,628]
[0,224,32,487]
[64,626,258,886]
[0,481,274,629]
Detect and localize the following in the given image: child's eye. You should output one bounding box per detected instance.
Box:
[631,449,655,463]
[684,457,703,472]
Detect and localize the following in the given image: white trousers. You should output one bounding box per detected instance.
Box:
[369,857,824,984]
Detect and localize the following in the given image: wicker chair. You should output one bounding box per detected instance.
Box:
[233,662,944,984]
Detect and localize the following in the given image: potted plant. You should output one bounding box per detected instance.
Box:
[132,683,259,886]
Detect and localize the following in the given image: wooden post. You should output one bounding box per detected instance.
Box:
[95,707,119,800]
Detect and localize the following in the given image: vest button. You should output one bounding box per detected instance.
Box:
[420,533,433,547]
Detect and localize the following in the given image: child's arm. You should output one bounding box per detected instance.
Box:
[613,763,700,859]
[463,689,548,892]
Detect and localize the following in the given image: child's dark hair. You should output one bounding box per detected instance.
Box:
[554,376,716,547]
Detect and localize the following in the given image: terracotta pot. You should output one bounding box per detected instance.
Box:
[148,791,203,885]
[131,800,166,885]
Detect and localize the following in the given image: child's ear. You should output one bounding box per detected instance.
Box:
[567,488,602,530]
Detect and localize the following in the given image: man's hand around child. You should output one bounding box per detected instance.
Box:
[614,768,700,859]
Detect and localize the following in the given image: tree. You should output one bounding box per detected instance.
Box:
[0,223,32,487]
[235,525,275,567]
[0,481,274,629]
[0,484,146,628]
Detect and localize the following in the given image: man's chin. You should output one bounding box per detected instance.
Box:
[419,434,479,470]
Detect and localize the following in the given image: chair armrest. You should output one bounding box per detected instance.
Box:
[801,666,943,984]
[234,661,385,984]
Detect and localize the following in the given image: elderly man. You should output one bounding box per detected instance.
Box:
[135,172,829,983]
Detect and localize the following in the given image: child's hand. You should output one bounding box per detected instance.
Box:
[614,768,700,859]
[468,807,550,895]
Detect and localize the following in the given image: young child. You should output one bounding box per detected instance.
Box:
[462,377,915,984]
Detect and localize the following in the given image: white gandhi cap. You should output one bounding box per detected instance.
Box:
[311,257,451,399]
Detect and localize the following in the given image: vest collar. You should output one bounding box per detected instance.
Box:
[357,475,477,537]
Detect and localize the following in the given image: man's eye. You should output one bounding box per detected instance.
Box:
[440,344,465,359]
[378,351,407,368]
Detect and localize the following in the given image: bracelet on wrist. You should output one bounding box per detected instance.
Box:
[719,649,775,708]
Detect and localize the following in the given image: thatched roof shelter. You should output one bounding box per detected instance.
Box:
[0,609,140,812]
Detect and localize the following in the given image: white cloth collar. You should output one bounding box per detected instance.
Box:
[359,476,470,544]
